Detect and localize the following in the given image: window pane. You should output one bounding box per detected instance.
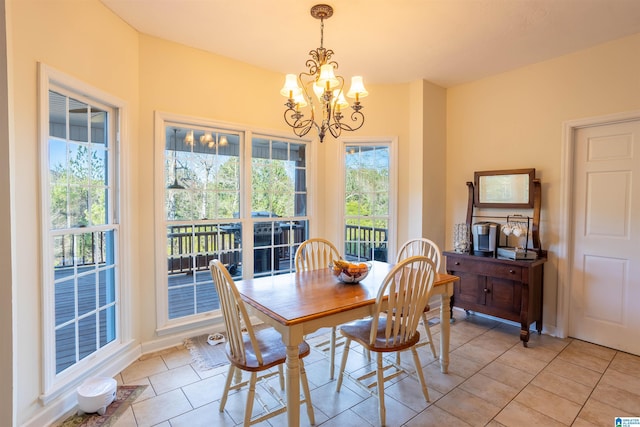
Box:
[90,109,107,146]
[55,279,75,325]
[49,138,67,184]
[69,99,88,142]
[50,187,69,230]
[78,315,97,360]
[48,89,119,375]
[164,125,242,319]
[344,145,390,262]
[99,306,116,347]
[90,147,106,182]
[77,270,97,317]
[251,138,305,219]
[99,268,115,306]
[55,323,76,374]
[196,281,217,313]
[68,186,89,228]
[168,285,195,320]
[49,91,67,139]
[53,234,73,269]
[76,232,96,266]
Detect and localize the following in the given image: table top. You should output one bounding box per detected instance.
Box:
[235,260,458,327]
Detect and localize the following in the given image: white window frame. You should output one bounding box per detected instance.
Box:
[338,137,398,261]
[38,64,133,401]
[154,111,315,335]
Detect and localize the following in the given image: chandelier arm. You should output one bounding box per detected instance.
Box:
[283,103,321,139]
[305,58,320,75]
[332,110,365,132]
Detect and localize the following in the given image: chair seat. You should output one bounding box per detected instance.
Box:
[227,327,311,371]
[340,317,420,353]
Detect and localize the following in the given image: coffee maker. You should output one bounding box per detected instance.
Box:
[472,222,499,257]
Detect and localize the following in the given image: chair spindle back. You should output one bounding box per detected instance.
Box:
[370,255,436,347]
[396,238,441,272]
[209,260,263,366]
[294,238,341,272]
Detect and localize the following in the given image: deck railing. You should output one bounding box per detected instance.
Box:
[167,224,240,274]
[344,224,388,261]
[56,223,389,275]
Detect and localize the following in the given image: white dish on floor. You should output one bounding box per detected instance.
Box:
[77,376,117,415]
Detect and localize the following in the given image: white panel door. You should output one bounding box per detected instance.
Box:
[570,120,640,355]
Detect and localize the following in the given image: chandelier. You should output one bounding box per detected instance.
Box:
[280,4,368,143]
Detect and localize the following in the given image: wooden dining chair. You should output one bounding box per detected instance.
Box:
[396,237,441,358]
[335,255,436,426]
[294,238,342,379]
[209,260,315,426]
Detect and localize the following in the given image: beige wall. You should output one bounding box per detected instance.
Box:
[421,81,447,252]
[9,0,139,423]
[446,32,640,331]
[1,1,14,425]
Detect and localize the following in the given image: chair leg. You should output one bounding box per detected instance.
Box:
[422,312,437,358]
[410,347,430,402]
[335,338,352,392]
[376,352,386,427]
[235,364,243,384]
[278,364,284,390]
[220,364,235,412]
[329,326,337,380]
[299,359,316,425]
[244,372,258,427]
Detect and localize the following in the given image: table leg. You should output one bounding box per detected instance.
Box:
[283,325,305,427]
[439,286,451,374]
[285,344,300,426]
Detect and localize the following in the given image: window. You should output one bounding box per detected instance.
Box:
[157,114,311,327]
[43,78,121,383]
[163,125,242,319]
[251,136,308,277]
[343,142,396,262]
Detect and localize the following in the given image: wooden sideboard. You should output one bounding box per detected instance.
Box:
[444,250,546,346]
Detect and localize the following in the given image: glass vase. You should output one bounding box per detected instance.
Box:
[453,223,471,253]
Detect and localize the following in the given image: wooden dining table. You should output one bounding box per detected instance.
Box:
[234,260,459,427]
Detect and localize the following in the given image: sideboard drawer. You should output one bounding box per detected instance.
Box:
[447,256,522,281]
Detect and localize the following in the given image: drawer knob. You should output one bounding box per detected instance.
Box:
[509,269,516,274]
[484,288,490,294]
[454,262,460,265]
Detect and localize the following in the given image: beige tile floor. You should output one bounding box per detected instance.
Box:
[107,309,640,426]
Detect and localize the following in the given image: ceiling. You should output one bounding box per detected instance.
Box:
[99,0,640,87]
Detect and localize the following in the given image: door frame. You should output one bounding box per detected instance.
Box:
[558,109,640,339]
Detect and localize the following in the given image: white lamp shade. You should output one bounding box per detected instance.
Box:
[347,76,368,99]
[218,135,229,146]
[280,74,302,98]
[317,64,340,90]
[333,90,349,110]
[294,93,308,108]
